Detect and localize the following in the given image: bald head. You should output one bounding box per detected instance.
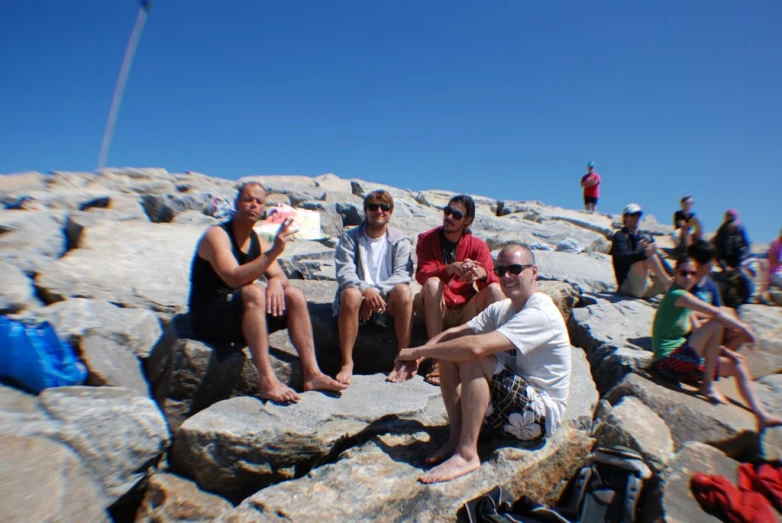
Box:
[236,181,265,203]
[500,242,536,265]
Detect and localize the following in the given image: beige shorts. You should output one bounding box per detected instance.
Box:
[619,270,667,299]
[413,292,480,330]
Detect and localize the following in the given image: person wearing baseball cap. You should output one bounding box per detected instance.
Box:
[580,161,601,214]
[610,203,672,298]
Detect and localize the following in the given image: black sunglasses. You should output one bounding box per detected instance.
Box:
[366,203,391,212]
[493,264,535,277]
[443,206,465,221]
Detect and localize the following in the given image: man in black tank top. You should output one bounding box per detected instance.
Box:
[188,182,347,402]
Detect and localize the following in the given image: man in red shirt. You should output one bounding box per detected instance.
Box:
[389,195,504,384]
[580,161,601,213]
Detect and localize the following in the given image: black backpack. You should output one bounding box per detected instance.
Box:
[463,446,652,523]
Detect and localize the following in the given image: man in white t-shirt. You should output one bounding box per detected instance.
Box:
[333,190,414,385]
[395,242,571,484]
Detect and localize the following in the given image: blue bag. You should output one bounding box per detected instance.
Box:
[0,317,88,393]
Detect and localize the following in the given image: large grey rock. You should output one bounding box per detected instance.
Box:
[231,427,593,522]
[757,374,782,462]
[594,396,674,472]
[136,472,232,523]
[0,209,67,273]
[0,434,108,523]
[0,384,61,439]
[738,304,782,379]
[171,374,447,501]
[533,250,615,294]
[36,222,203,314]
[486,215,608,253]
[39,387,170,504]
[604,373,756,455]
[79,335,149,395]
[0,170,47,193]
[141,191,211,223]
[0,260,37,312]
[37,298,164,358]
[642,442,738,523]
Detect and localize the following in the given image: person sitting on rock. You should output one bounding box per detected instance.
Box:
[714,209,749,272]
[402,194,504,385]
[688,239,752,349]
[332,190,414,385]
[651,256,782,431]
[672,195,702,256]
[610,203,672,299]
[394,243,572,484]
[188,182,347,403]
[759,227,782,304]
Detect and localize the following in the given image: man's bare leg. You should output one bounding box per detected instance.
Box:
[425,359,463,465]
[420,356,495,483]
[336,288,362,385]
[283,286,348,394]
[688,319,728,404]
[644,254,672,291]
[719,308,752,351]
[421,277,445,339]
[242,284,300,402]
[474,282,504,312]
[385,284,415,382]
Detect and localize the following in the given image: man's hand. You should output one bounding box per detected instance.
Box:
[266,278,286,316]
[740,324,757,350]
[446,261,468,279]
[462,259,486,283]
[386,359,420,383]
[271,218,297,254]
[363,287,386,314]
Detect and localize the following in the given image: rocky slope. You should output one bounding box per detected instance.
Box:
[0,168,780,522]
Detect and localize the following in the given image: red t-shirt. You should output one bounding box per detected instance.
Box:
[581,172,601,198]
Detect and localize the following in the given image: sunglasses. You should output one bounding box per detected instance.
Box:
[443,206,465,220]
[493,264,535,277]
[366,203,391,212]
[677,270,697,277]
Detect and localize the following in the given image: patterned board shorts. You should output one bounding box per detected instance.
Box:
[485,362,547,442]
[654,344,719,383]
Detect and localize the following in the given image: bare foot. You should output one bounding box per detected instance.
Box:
[699,386,728,405]
[386,360,418,383]
[758,415,782,432]
[425,439,458,465]
[336,364,354,385]
[258,381,300,403]
[419,453,480,484]
[303,372,349,394]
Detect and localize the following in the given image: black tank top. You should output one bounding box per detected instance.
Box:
[188,221,261,312]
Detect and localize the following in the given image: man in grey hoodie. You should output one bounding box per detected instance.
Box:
[333,190,414,385]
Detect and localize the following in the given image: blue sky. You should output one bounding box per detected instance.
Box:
[1,1,780,242]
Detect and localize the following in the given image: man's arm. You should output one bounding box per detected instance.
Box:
[398,329,515,362]
[334,230,370,294]
[415,234,449,284]
[611,231,647,265]
[198,224,291,289]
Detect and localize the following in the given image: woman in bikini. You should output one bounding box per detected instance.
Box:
[652,256,782,431]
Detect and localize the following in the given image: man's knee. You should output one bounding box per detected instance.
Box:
[390,284,412,304]
[284,285,305,306]
[241,284,265,307]
[485,282,503,298]
[422,277,444,298]
[340,287,363,310]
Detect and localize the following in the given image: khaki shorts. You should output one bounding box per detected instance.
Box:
[413,292,480,329]
[619,269,667,299]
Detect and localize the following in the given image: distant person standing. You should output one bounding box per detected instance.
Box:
[672,196,702,256]
[580,161,601,213]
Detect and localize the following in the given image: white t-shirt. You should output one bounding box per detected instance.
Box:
[360,233,391,287]
[467,292,572,435]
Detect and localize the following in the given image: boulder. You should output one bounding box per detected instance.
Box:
[172,209,221,227]
[230,427,593,522]
[0,171,47,193]
[0,209,67,274]
[136,472,232,523]
[533,250,615,294]
[170,374,447,502]
[36,298,164,358]
[0,434,108,522]
[604,373,756,455]
[79,334,150,395]
[738,304,782,379]
[594,396,674,472]
[642,442,738,523]
[757,374,782,462]
[39,386,170,504]
[0,260,37,313]
[141,192,211,223]
[36,221,203,314]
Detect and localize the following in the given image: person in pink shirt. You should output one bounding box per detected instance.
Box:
[580,161,601,213]
[760,228,782,304]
